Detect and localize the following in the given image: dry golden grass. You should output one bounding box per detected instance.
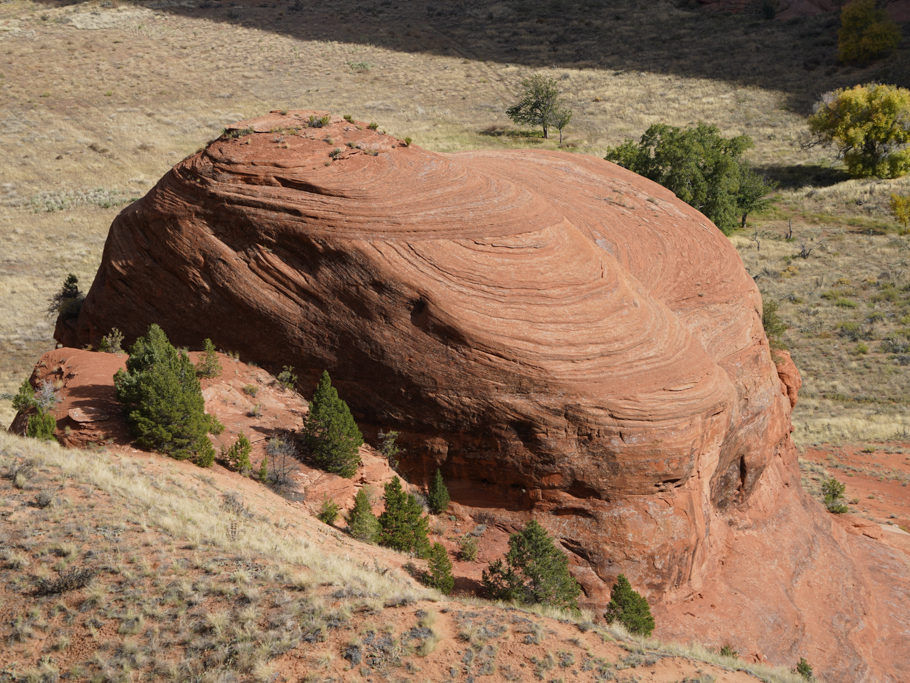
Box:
[1,0,908,444]
[0,431,809,682]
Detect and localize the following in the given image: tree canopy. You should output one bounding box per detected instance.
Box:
[808,83,910,179]
[605,123,773,233]
[506,74,572,140]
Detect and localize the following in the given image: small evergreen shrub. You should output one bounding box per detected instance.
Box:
[762,299,788,349]
[47,273,84,320]
[317,499,340,525]
[604,574,655,636]
[795,657,813,680]
[482,520,581,612]
[98,328,124,354]
[219,433,252,473]
[12,379,37,413]
[302,371,363,478]
[258,456,269,483]
[378,429,401,468]
[26,409,57,441]
[195,338,221,378]
[426,468,450,514]
[425,542,454,595]
[347,488,380,543]
[113,324,216,466]
[378,477,430,556]
[821,476,849,513]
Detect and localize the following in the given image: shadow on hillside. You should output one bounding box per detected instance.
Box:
[757,163,851,190]
[32,0,910,113]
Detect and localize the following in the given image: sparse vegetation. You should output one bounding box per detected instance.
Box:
[113,324,216,466]
[378,429,401,468]
[762,299,788,350]
[604,574,655,637]
[47,273,84,321]
[458,534,479,562]
[795,657,814,680]
[482,520,581,612]
[302,370,363,478]
[276,365,298,391]
[317,498,340,525]
[605,123,773,233]
[821,476,849,513]
[98,327,124,354]
[219,432,252,474]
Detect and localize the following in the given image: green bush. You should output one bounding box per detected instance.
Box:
[821,476,849,513]
[317,499,340,525]
[378,429,401,468]
[47,273,84,321]
[795,657,814,680]
[427,468,450,514]
[113,324,216,466]
[12,379,37,413]
[762,299,788,349]
[482,520,581,612]
[98,328,124,354]
[347,488,380,543]
[378,477,430,556]
[302,371,363,478]
[838,0,900,66]
[26,409,57,441]
[506,74,572,140]
[603,574,655,637]
[458,534,479,562]
[808,83,910,179]
[276,365,297,391]
[219,433,252,474]
[195,338,221,378]
[425,542,454,595]
[605,123,774,234]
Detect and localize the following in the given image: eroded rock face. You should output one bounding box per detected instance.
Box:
[57,111,792,598]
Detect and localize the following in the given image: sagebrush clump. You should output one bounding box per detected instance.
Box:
[113,324,216,466]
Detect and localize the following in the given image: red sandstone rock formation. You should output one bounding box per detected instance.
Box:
[54,112,909,681]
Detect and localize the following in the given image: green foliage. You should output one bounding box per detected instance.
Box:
[795,657,814,680]
[838,0,900,66]
[26,409,57,441]
[719,644,738,659]
[425,542,454,595]
[890,193,910,232]
[821,476,849,513]
[604,574,655,637]
[762,299,788,350]
[113,323,216,466]
[47,273,84,320]
[317,498,340,525]
[347,488,380,543]
[378,429,402,468]
[195,338,221,378]
[258,456,268,483]
[220,433,252,474]
[458,534,479,562]
[302,371,363,478]
[506,74,572,140]
[605,123,773,234]
[426,468,450,514]
[808,83,910,179]
[12,379,36,413]
[482,520,581,612]
[307,114,331,128]
[98,328,124,354]
[378,477,430,556]
[276,365,297,391]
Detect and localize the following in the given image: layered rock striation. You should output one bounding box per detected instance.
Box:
[58,111,794,595]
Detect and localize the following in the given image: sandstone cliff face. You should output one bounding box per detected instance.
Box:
[54,112,910,680]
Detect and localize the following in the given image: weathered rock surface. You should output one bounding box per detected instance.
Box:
[55,111,910,680]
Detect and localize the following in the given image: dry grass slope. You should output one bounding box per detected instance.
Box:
[0,431,810,682]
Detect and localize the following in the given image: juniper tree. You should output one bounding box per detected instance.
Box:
[482,520,581,612]
[427,468,450,514]
[113,323,216,466]
[378,477,430,556]
[604,574,654,636]
[426,542,455,595]
[347,488,380,543]
[302,371,363,478]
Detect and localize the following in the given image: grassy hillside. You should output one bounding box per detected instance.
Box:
[0,431,808,682]
[1,0,908,444]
